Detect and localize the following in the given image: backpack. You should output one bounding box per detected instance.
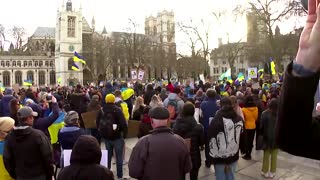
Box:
[167,99,178,120]
[98,109,118,139]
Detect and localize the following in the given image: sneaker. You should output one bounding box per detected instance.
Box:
[261,171,269,178]
[269,172,276,178]
[242,155,252,160]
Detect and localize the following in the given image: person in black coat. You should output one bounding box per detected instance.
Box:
[276,0,320,160]
[144,84,156,106]
[57,135,114,180]
[173,102,205,180]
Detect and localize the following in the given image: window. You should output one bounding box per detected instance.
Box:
[2,71,10,87]
[12,61,16,67]
[15,71,22,85]
[50,61,54,67]
[222,61,226,65]
[39,61,43,67]
[67,16,76,37]
[17,61,21,67]
[45,61,49,66]
[0,61,4,67]
[5,61,9,67]
[27,71,34,82]
[68,58,73,70]
[28,61,32,66]
[50,71,56,85]
[24,61,27,67]
[38,71,45,85]
[35,61,38,67]
[153,26,157,36]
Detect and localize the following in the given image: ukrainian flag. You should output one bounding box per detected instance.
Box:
[48,111,65,144]
[72,63,80,71]
[73,52,86,64]
[236,72,245,81]
[270,61,276,75]
[0,141,13,179]
[23,80,32,86]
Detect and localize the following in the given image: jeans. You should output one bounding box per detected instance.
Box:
[86,128,101,144]
[105,138,124,178]
[214,162,237,180]
[262,149,278,173]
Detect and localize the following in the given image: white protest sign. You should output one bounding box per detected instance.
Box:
[199,74,205,82]
[248,67,258,79]
[138,70,144,80]
[131,70,137,80]
[64,150,108,167]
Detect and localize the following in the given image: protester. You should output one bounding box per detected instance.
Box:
[9,98,20,126]
[0,117,15,180]
[208,97,244,180]
[200,88,220,167]
[276,0,320,160]
[3,107,54,180]
[96,94,127,179]
[129,106,192,180]
[149,95,163,108]
[144,84,156,105]
[132,96,145,121]
[173,102,205,180]
[57,135,114,180]
[69,84,89,128]
[261,98,279,178]
[87,95,101,112]
[159,88,168,102]
[242,96,258,160]
[163,86,184,121]
[0,89,15,117]
[114,90,130,121]
[137,106,152,138]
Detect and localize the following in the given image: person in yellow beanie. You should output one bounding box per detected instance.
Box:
[0,117,15,180]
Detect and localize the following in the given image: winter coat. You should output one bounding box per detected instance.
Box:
[137,114,152,138]
[132,105,144,121]
[260,110,278,149]
[69,93,89,127]
[173,116,205,169]
[163,93,185,119]
[96,103,128,140]
[58,126,86,150]
[277,62,320,160]
[0,95,15,117]
[242,107,258,129]
[200,97,220,133]
[57,135,114,180]
[144,90,156,105]
[207,107,243,164]
[3,124,54,180]
[129,127,192,180]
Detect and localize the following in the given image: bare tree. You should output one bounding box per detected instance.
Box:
[11,26,26,50]
[0,24,8,51]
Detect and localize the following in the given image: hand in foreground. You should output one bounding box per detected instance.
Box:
[296,0,320,72]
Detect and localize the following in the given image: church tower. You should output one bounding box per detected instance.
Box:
[55,0,83,86]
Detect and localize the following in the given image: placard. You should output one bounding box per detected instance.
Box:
[64,150,108,167]
[138,70,144,81]
[248,67,258,79]
[131,70,137,80]
[199,74,205,82]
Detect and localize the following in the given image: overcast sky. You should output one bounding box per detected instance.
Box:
[0,0,305,55]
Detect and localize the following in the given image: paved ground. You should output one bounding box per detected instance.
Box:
[107,138,320,180]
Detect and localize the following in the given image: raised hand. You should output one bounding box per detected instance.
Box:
[296,0,320,72]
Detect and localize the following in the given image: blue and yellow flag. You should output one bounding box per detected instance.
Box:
[72,63,80,71]
[270,61,276,75]
[23,80,32,86]
[73,52,86,64]
[236,72,245,82]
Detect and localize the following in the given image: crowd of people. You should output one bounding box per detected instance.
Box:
[0,77,284,180]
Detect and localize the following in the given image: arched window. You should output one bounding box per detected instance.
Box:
[68,58,73,70]
[35,61,38,67]
[24,61,27,67]
[45,61,49,66]
[26,71,34,82]
[38,71,45,85]
[5,61,9,67]
[12,61,16,67]
[17,61,21,67]
[15,71,22,85]
[0,61,4,67]
[39,61,43,67]
[2,71,10,87]
[28,61,32,66]
[50,61,54,67]
[50,71,56,85]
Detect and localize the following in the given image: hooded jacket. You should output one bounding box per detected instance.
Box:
[242,107,258,129]
[3,124,53,180]
[207,106,243,164]
[0,95,15,117]
[200,97,220,133]
[57,135,114,180]
[173,116,205,169]
[163,93,184,119]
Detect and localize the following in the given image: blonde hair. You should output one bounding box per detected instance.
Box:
[133,96,144,112]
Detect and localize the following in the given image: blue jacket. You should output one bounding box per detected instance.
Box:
[200,98,220,133]
[0,95,15,117]
[58,126,86,150]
